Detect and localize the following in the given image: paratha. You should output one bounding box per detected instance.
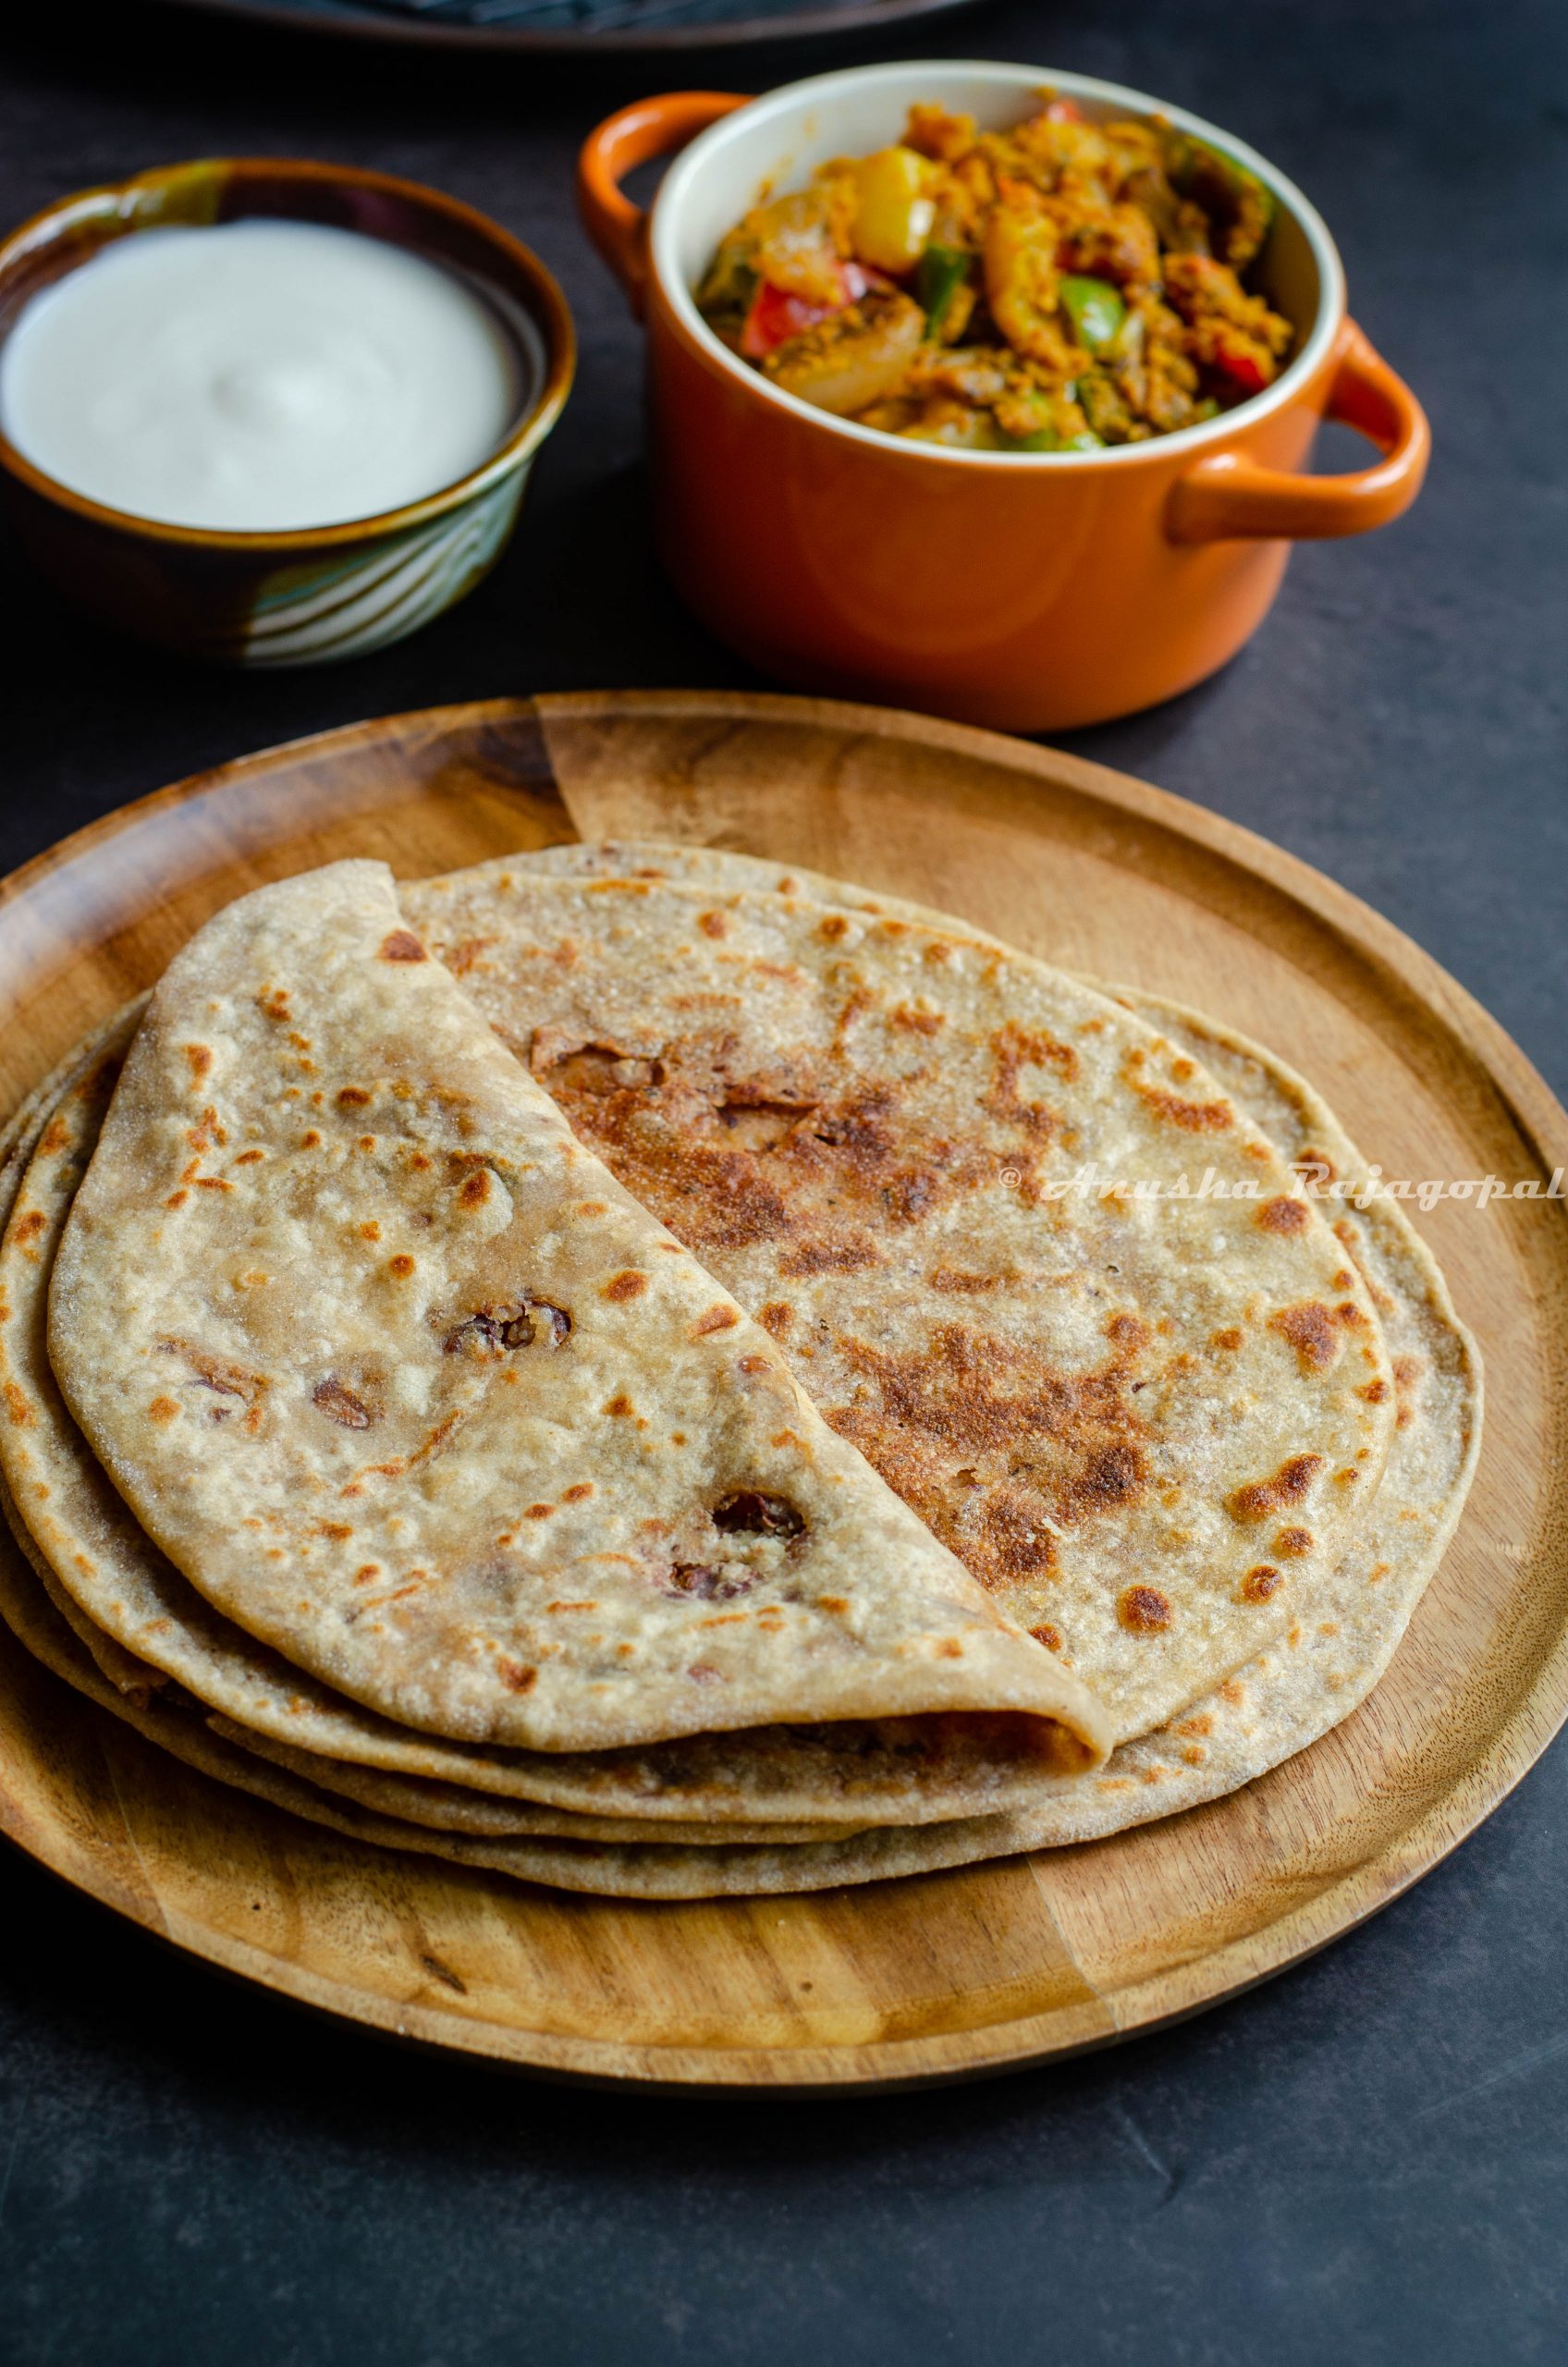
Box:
[224,1015,1477,1858]
[44,863,1107,1769]
[0,1035,1062,1834]
[0,1010,169,1707]
[403,859,1398,1744]
[404,839,1479,1842]
[202,1717,858,1844]
[0,1504,1008,1898]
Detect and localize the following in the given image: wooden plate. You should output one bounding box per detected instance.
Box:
[3,691,1564,2090]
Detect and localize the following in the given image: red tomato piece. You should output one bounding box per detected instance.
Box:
[739,263,870,360]
[1213,340,1268,394]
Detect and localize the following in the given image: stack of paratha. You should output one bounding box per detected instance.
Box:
[0,845,1479,1897]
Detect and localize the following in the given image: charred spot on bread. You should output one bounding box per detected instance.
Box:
[713,1490,805,1541]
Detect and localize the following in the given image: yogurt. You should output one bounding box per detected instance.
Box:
[0,218,527,533]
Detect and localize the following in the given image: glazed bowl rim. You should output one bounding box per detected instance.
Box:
[0,154,577,551]
[649,58,1346,470]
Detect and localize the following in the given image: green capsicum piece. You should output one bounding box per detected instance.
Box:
[1165,133,1276,269]
[1060,275,1126,356]
[918,242,970,338]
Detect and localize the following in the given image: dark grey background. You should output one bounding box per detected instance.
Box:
[0,3,1563,2361]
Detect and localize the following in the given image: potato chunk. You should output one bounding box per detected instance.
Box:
[765,290,926,417]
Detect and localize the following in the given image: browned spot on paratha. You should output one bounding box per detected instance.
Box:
[892,1003,945,1036]
[825,1320,1149,1600]
[379,930,427,963]
[977,1488,1060,1582]
[983,1021,1078,1135]
[533,1036,994,1267]
[1124,1049,1233,1132]
[1117,1586,1172,1632]
[1227,1453,1325,1522]
[1270,1301,1341,1373]
[778,1239,879,1278]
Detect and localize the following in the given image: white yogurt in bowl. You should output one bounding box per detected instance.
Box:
[0,217,527,532]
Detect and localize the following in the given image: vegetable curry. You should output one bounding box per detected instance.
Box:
[696,96,1293,450]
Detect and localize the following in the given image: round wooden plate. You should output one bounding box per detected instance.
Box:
[2,691,1564,2090]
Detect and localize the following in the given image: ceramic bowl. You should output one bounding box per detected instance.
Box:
[0,157,575,667]
[580,62,1429,731]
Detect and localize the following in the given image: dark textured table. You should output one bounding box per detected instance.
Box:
[0,4,1564,2360]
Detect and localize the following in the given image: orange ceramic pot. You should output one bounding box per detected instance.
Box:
[580,63,1428,732]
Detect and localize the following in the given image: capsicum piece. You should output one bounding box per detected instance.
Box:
[1165,133,1276,270]
[1060,274,1126,355]
[918,243,972,340]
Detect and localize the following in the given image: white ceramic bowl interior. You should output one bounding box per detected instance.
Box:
[652,60,1345,466]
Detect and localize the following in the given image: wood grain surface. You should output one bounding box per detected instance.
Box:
[0,689,1562,2091]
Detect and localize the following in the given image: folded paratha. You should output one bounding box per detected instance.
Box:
[43,863,1107,1772]
[403,858,1398,1744]
[0,1036,1054,1835]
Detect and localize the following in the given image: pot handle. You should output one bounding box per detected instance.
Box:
[578,92,749,320]
[1166,320,1429,542]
